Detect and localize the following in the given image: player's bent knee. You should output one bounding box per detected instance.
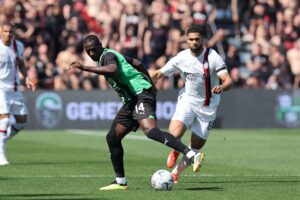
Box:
[106,131,115,144]
[106,128,120,145]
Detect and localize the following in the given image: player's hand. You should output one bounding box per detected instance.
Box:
[212,85,223,94]
[67,62,84,73]
[150,70,161,82]
[25,77,37,92]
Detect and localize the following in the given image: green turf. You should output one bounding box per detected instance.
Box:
[0,129,299,200]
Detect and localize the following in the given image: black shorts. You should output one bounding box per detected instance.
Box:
[114,88,157,132]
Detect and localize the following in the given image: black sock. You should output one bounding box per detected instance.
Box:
[146,127,190,154]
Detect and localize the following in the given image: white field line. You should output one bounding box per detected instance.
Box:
[4,174,300,178]
[66,129,150,141]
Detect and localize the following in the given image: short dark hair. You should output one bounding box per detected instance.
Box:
[83,34,101,46]
[0,22,14,28]
[186,25,204,35]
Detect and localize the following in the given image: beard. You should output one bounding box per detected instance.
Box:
[190,46,202,54]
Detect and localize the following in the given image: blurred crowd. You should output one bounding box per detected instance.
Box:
[0,0,300,91]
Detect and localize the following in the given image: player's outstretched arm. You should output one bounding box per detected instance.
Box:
[150,70,165,83]
[212,72,233,94]
[68,62,117,75]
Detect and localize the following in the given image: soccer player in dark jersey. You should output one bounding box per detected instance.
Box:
[68,34,205,190]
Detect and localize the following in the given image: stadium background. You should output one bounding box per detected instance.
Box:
[1,1,300,199]
[1,0,299,129]
[1,0,300,92]
[25,89,300,129]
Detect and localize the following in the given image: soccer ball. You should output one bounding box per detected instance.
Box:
[151,169,174,191]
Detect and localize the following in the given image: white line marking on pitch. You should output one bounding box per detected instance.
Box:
[4,174,300,178]
[66,129,150,141]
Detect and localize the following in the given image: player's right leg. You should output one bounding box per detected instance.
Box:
[100,107,134,190]
[171,125,208,182]
[0,91,10,165]
[0,114,10,166]
[167,120,187,169]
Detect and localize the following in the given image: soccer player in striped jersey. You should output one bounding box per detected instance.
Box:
[151,25,233,183]
[68,34,205,190]
[0,22,36,165]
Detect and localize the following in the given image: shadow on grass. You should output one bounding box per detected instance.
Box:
[179,179,300,191]
[0,194,104,200]
[196,180,300,184]
[180,186,223,191]
[10,161,103,165]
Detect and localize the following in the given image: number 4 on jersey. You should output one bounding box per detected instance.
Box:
[135,103,144,113]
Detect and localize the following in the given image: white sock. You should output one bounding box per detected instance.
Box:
[172,147,200,175]
[0,118,9,156]
[0,133,6,156]
[116,177,127,185]
[185,150,196,159]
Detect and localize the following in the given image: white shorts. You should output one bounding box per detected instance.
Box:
[171,95,217,140]
[0,90,28,115]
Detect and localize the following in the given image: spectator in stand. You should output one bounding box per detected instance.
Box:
[146,0,169,18]
[225,43,240,73]
[246,43,269,84]
[169,0,190,30]
[0,0,299,91]
[119,2,145,59]
[95,2,113,48]
[143,13,170,67]
[55,38,81,90]
[287,38,300,89]
[211,0,235,36]
[254,25,271,55]
[190,0,209,36]
[265,44,292,90]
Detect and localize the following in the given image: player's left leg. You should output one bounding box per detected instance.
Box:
[136,89,202,171]
[166,95,196,169]
[0,114,10,166]
[171,134,206,183]
[100,122,131,190]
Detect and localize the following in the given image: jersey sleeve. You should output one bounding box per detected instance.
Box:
[123,55,133,65]
[160,56,179,76]
[101,52,119,66]
[209,49,228,76]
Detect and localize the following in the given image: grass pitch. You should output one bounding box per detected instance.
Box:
[0,129,299,200]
